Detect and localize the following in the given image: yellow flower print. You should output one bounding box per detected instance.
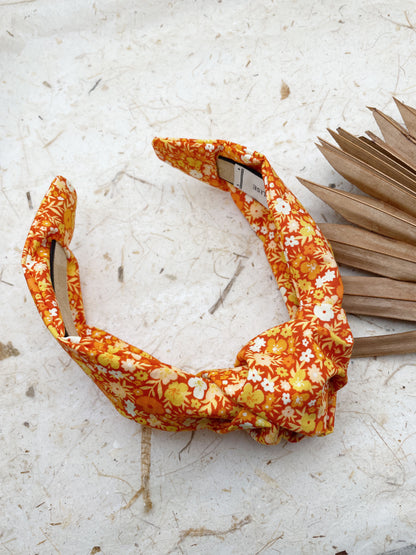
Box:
[263,394,275,412]
[37,279,49,292]
[191,398,200,409]
[300,260,320,280]
[266,338,287,354]
[298,279,311,292]
[67,260,77,277]
[292,253,306,268]
[186,156,202,170]
[63,208,75,230]
[134,370,148,381]
[314,290,324,300]
[300,412,316,433]
[291,268,300,280]
[312,344,325,362]
[291,392,310,407]
[324,359,334,372]
[240,383,264,408]
[97,352,120,369]
[165,383,189,406]
[281,326,292,338]
[288,336,296,354]
[289,368,312,392]
[43,310,53,325]
[299,220,315,239]
[279,251,287,263]
[47,325,59,338]
[275,366,288,377]
[288,291,299,306]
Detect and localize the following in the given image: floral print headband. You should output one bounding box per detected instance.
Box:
[21,138,353,445]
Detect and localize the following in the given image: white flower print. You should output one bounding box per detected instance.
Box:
[110,370,124,379]
[302,338,309,347]
[202,164,212,175]
[282,393,291,405]
[66,335,80,343]
[248,368,262,382]
[304,328,313,339]
[25,255,36,270]
[316,269,336,289]
[285,235,299,248]
[282,406,295,419]
[49,308,58,317]
[251,337,266,353]
[261,378,274,392]
[150,366,178,384]
[188,377,208,400]
[122,359,137,371]
[205,143,215,152]
[190,169,202,179]
[148,414,162,427]
[240,422,254,429]
[314,303,335,322]
[34,261,47,272]
[261,226,268,235]
[300,348,314,363]
[281,381,290,391]
[125,400,136,417]
[346,335,353,344]
[308,364,322,383]
[273,198,291,215]
[241,152,253,164]
[323,269,336,282]
[288,219,299,232]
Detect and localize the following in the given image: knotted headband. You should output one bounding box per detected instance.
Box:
[22,138,353,445]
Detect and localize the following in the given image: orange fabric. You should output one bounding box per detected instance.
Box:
[21,138,353,445]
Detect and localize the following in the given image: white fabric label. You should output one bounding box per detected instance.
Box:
[233,163,268,208]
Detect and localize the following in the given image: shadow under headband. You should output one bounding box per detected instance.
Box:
[21,138,353,445]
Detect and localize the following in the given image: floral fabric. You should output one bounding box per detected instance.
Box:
[22,138,353,445]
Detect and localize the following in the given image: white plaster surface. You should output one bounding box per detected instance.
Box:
[1,1,416,554]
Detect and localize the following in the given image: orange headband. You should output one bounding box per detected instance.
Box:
[22,138,353,445]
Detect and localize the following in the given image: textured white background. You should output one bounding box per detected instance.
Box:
[1,1,416,554]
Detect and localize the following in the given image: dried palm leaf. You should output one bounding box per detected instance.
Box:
[306,98,416,356]
[319,223,416,282]
[297,177,416,244]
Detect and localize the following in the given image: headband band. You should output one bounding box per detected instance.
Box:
[22,138,353,445]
